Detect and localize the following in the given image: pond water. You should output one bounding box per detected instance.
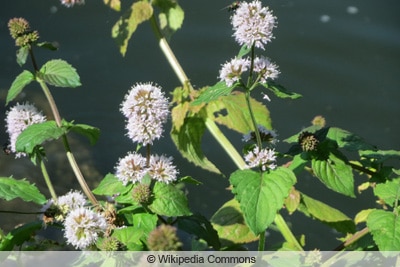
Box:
[0,0,399,250]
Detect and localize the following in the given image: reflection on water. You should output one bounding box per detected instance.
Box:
[1,0,399,250]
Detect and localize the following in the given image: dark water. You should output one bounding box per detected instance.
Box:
[1,1,399,250]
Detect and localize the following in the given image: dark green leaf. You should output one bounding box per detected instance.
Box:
[0,221,43,251]
[367,209,400,250]
[36,42,58,51]
[178,176,202,185]
[374,179,400,207]
[39,59,81,88]
[92,173,129,196]
[62,120,100,145]
[6,70,34,105]
[327,127,376,151]
[148,182,191,217]
[171,116,221,174]
[0,177,46,204]
[16,46,29,66]
[191,82,235,106]
[261,81,302,99]
[312,153,355,197]
[360,150,400,164]
[177,214,221,250]
[16,121,66,154]
[230,167,296,235]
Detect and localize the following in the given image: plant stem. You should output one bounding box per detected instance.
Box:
[274,211,303,251]
[39,158,58,201]
[244,90,262,148]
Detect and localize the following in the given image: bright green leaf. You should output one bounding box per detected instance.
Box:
[237,45,251,58]
[374,179,400,207]
[355,209,374,225]
[156,0,184,39]
[367,209,400,250]
[0,177,46,204]
[360,150,400,164]
[211,198,258,247]
[103,0,120,11]
[132,213,157,238]
[261,81,302,99]
[312,153,355,197]
[230,168,296,235]
[112,226,144,250]
[148,182,191,217]
[39,59,81,88]
[177,214,221,250]
[171,116,221,174]
[207,92,272,134]
[191,82,234,106]
[6,70,34,105]
[327,127,376,151]
[299,193,355,233]
[112,1,153,56]
[16,121,66,154]
[92,173,129,196]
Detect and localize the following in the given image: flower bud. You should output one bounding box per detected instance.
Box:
[147,224,182,251]
[299,131,319,152]
[132,183,151,204]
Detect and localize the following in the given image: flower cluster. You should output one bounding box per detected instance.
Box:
[115,152,179,185]
[242,125,278,145]
[5,102,46,158]
[121,83,169,145]
[41,191,107,250]
[8,18,39,47]
[244,146,277,171]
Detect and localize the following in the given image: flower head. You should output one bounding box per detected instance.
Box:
[57,190,87,215]
[231,0,277,49]
[120,83,169,145]
[5,102,46,158]
[148,155,179,184]
[253,56,280,83]
[242,125,278,145]
[147,224,182,251]
[63,207,107,250]
[219,57,250,87]
[60,0,85,8]
[115,152,147,185]
[244,146,277,171]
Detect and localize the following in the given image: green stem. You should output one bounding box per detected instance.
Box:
[274,212,303,251]
[39,159,58,201]
[245,90,262,148]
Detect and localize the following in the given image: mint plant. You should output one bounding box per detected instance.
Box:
[1,0,399,253]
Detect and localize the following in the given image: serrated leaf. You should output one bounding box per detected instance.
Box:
[171,116,221,174]
[92,173,129,196]
[207,92,272,134]
[0,177,46,204]
[6,70,34,105]
[148,182,191,217]
[312,153,355,197]
[327,127,376,151]
[230,168,296,235]
[112,226,144,250]
[16,121,67,154]
[191,82,234,106]
[112,1,153,56]
[374,179,400,207]
[177,214,221,250]
[39,59,81,87]
[132,213,157,238]
[16,46,29,66]
[367,209,400,250]
[211,198,258,246]
[62,120,100,145]
[261,81,302,99]
[0,221,43,251]
[299,193,355,233]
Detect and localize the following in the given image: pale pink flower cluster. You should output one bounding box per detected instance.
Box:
[5,102,46,158]
[244,146,277,171]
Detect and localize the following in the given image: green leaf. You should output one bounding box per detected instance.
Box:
[177,214,221,250]
[171,116,221,174]
[237,45,251,58]
[178,176,202,185]
[311,153,355,197]
[261,81,302,99]
[36,42,58,51]
[62,120,100,145]
[39,59,81,88]
[155,0,184,39]
[230,167,296,235]
[191,82,234,106]
[148,182,191,217]
[360,150,400,164]
[0,221,43,251]
[103,0,120,11]
[16,46,29,66]
[16,121,67,154]
[0,177,46,204]
[132,213,158,238]
[367,209,400,250]
[6,70,35,105]
[112,1,153,56]
[299,193,355,234]
[211,198,258,247]
[112,226,144,250]
[207,92,272,134]
[327,127,376,151]
[374,179,400,207]
[92,173,129,196]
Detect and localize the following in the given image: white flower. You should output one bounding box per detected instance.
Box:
[5,102,46,158]
[219,57,250,87]
[60,0,85,8]
[148,154,179,184]
[231,0,277,49]
[120,83,169,145]
[115,152,148,185]
[63,207,107,250]
[57,190,87,214]
[244,146,277,171]
[253,56,280,83]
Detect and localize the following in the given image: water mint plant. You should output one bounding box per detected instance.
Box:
[0,0,399,256]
